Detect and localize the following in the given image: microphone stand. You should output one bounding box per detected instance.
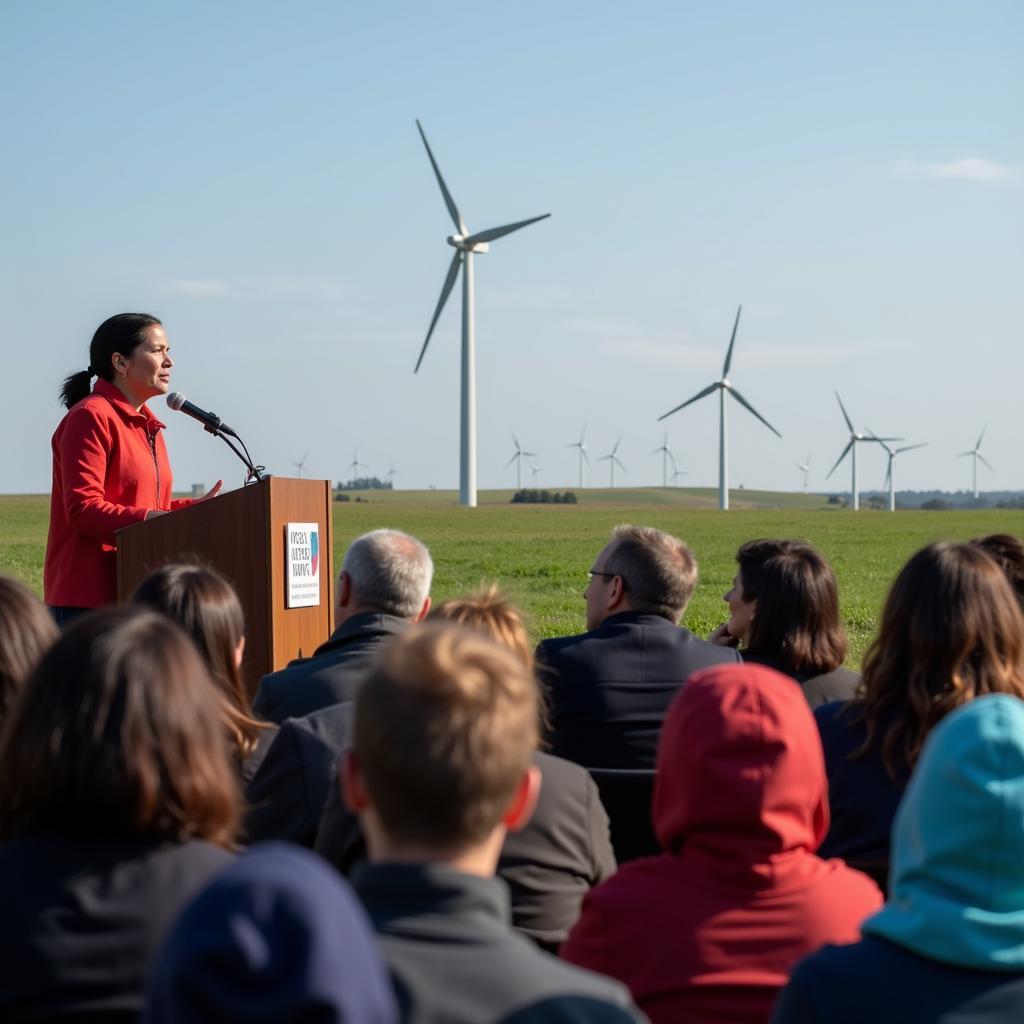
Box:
[212,428,264,483]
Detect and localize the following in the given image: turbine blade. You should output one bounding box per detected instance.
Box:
[976,426,987,450]
[895,443,928,455]
[511,430,521,451]
[658,382,720,421]
[835,392,855,434]
[414,251,462,373]
[612,434,623,454]
[582,449,591,465]
[979,454,994,471]
[728,386,782,438]
[827,440,854,479]
[864,427,893,455]
[523,450,537,458]
[613,456,628,473]
[722,305,742,377]
[463,213,551,246]
[957,451,973,458]
[504,453,518,469]
[415,120,465,234]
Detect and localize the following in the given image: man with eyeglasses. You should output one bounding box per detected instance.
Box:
[536,524,740,770]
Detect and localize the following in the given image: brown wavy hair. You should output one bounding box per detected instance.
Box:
[0,576,58,725]
[133,564,270,763]
[850,541,1024,780]
[0,606,240,846]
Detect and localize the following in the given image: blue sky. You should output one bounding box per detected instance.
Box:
[2,2,1021,496]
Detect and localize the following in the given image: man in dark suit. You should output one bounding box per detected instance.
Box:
[536,523,740,769]
[251,528,433,724]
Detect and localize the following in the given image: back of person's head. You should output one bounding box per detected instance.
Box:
[0,576,57,726]
[603,524,698,622]
[856,541,1024,779]
[734,538,798,601]
[972,533,1024,612]
[653,662,828,862]
[145,843,398,1024]
[354,622,538,849]
[59,312,162,409]
[133,563,266,761]
[428,584,533,671]
[863,694,1024,970]
[341,528,433,618]
[743,542,849,674]
[0,606,239,846]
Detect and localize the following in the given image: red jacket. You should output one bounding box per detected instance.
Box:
[562,663,882,1024]
[44,379,191,608]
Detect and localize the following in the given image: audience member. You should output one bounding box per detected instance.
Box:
[774,694,1024,1023]
[562,662,882,1024]
[711,539,859,707]
[537,523,739,769]
[815,542,1024,870]
[972,532,1024,611]
[316,585,617,950]
[145,843,398,1024]
[133,563,275,784]
[343,623,645,1022]
[252,528,432,723]
[0,607,238,1022]
[0,575,57,727]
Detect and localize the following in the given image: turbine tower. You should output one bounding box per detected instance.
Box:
[826,393,901,511]
[413,120,551,508]
[348,450,368,483]
[505,431,537,490]
[387,459,400,489]
[658,306,781,511]
[958,428,992,499]
[565,422,590,489]
[598,436,627,488]
[290,449,310,480]
[650,431,677,488]
[794,451,811,492]
[868,430,926,512]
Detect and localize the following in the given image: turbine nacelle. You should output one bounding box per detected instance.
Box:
[447,235,490,253]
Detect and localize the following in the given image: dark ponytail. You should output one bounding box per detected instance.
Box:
[58,313,162,410]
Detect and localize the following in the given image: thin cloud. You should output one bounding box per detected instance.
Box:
[159,276,348,300]
[161,279,231,297]
[893,158,1021,185]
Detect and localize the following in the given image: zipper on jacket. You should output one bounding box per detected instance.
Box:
[148,430,161,507]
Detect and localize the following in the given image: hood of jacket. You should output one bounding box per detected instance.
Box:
[864,694,1024,970]
[652,662,829,876]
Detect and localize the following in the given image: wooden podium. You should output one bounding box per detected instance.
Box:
[116,477,334,694]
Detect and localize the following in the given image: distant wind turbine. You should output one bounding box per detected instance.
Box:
[670,464,688,486]
[958,427,993,499]
[868,430,927,512]
[387,459,401,489]
[826,393,901,511]
[412,119,551,508]
[565,422,590,489]
[650,431,677,488]
[290,449,310,480]
[598,436,627,488]
[794,451,811,492]
[348,450,368,481]
[505,431,537,490]
[528,461,542,485]
[658,306,781,510]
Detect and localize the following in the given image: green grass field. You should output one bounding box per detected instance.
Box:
[3,489,1020,667]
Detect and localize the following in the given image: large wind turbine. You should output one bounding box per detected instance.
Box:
[565,422,590,489]
[958,428,993,499]
[506,431,537,490]
[868,431,927,512]
[658,306,781,510]
[650,431,677,488]
[794,452,811,492]
[413,120,551,508]
[348,450,368,482]
[598,436,627,488]
[290,449,310,480]
[826,394,901,511]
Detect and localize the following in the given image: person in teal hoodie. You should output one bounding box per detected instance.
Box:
[772,693,1024,1023]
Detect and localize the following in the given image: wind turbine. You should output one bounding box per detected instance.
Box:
[598,436,627,488]
[565,421,590,489]
[794,451,811,492]
[528,460,542,485]
[658,306,781,510]
[868,431,927,512]
[348,450,368,483]
[826,393,901,511]
[505,431,537,490]
[413,120,551,508]
[670,463,689,486]
[386,459,401,489]
[290,449,310,480]
[958,428,993,499]
[650,431,677,488]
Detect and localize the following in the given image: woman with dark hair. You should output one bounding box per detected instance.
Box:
[133,563,276,783]
[815,542,1024,873]
[710,538,858,707]
[0,575,57,727]
[44,313,221,624]
[0,606,239,1021]
[972,533,1024,611]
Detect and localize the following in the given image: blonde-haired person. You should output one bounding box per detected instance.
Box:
[317,584,616,950]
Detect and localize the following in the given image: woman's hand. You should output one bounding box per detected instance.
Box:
[709,622,739,648]
[192,480,223,503]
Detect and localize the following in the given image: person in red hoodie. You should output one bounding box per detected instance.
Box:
[44,313,221,623]
[562,662,882,1023]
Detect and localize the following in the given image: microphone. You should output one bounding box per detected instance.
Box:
[166,392,238,437]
